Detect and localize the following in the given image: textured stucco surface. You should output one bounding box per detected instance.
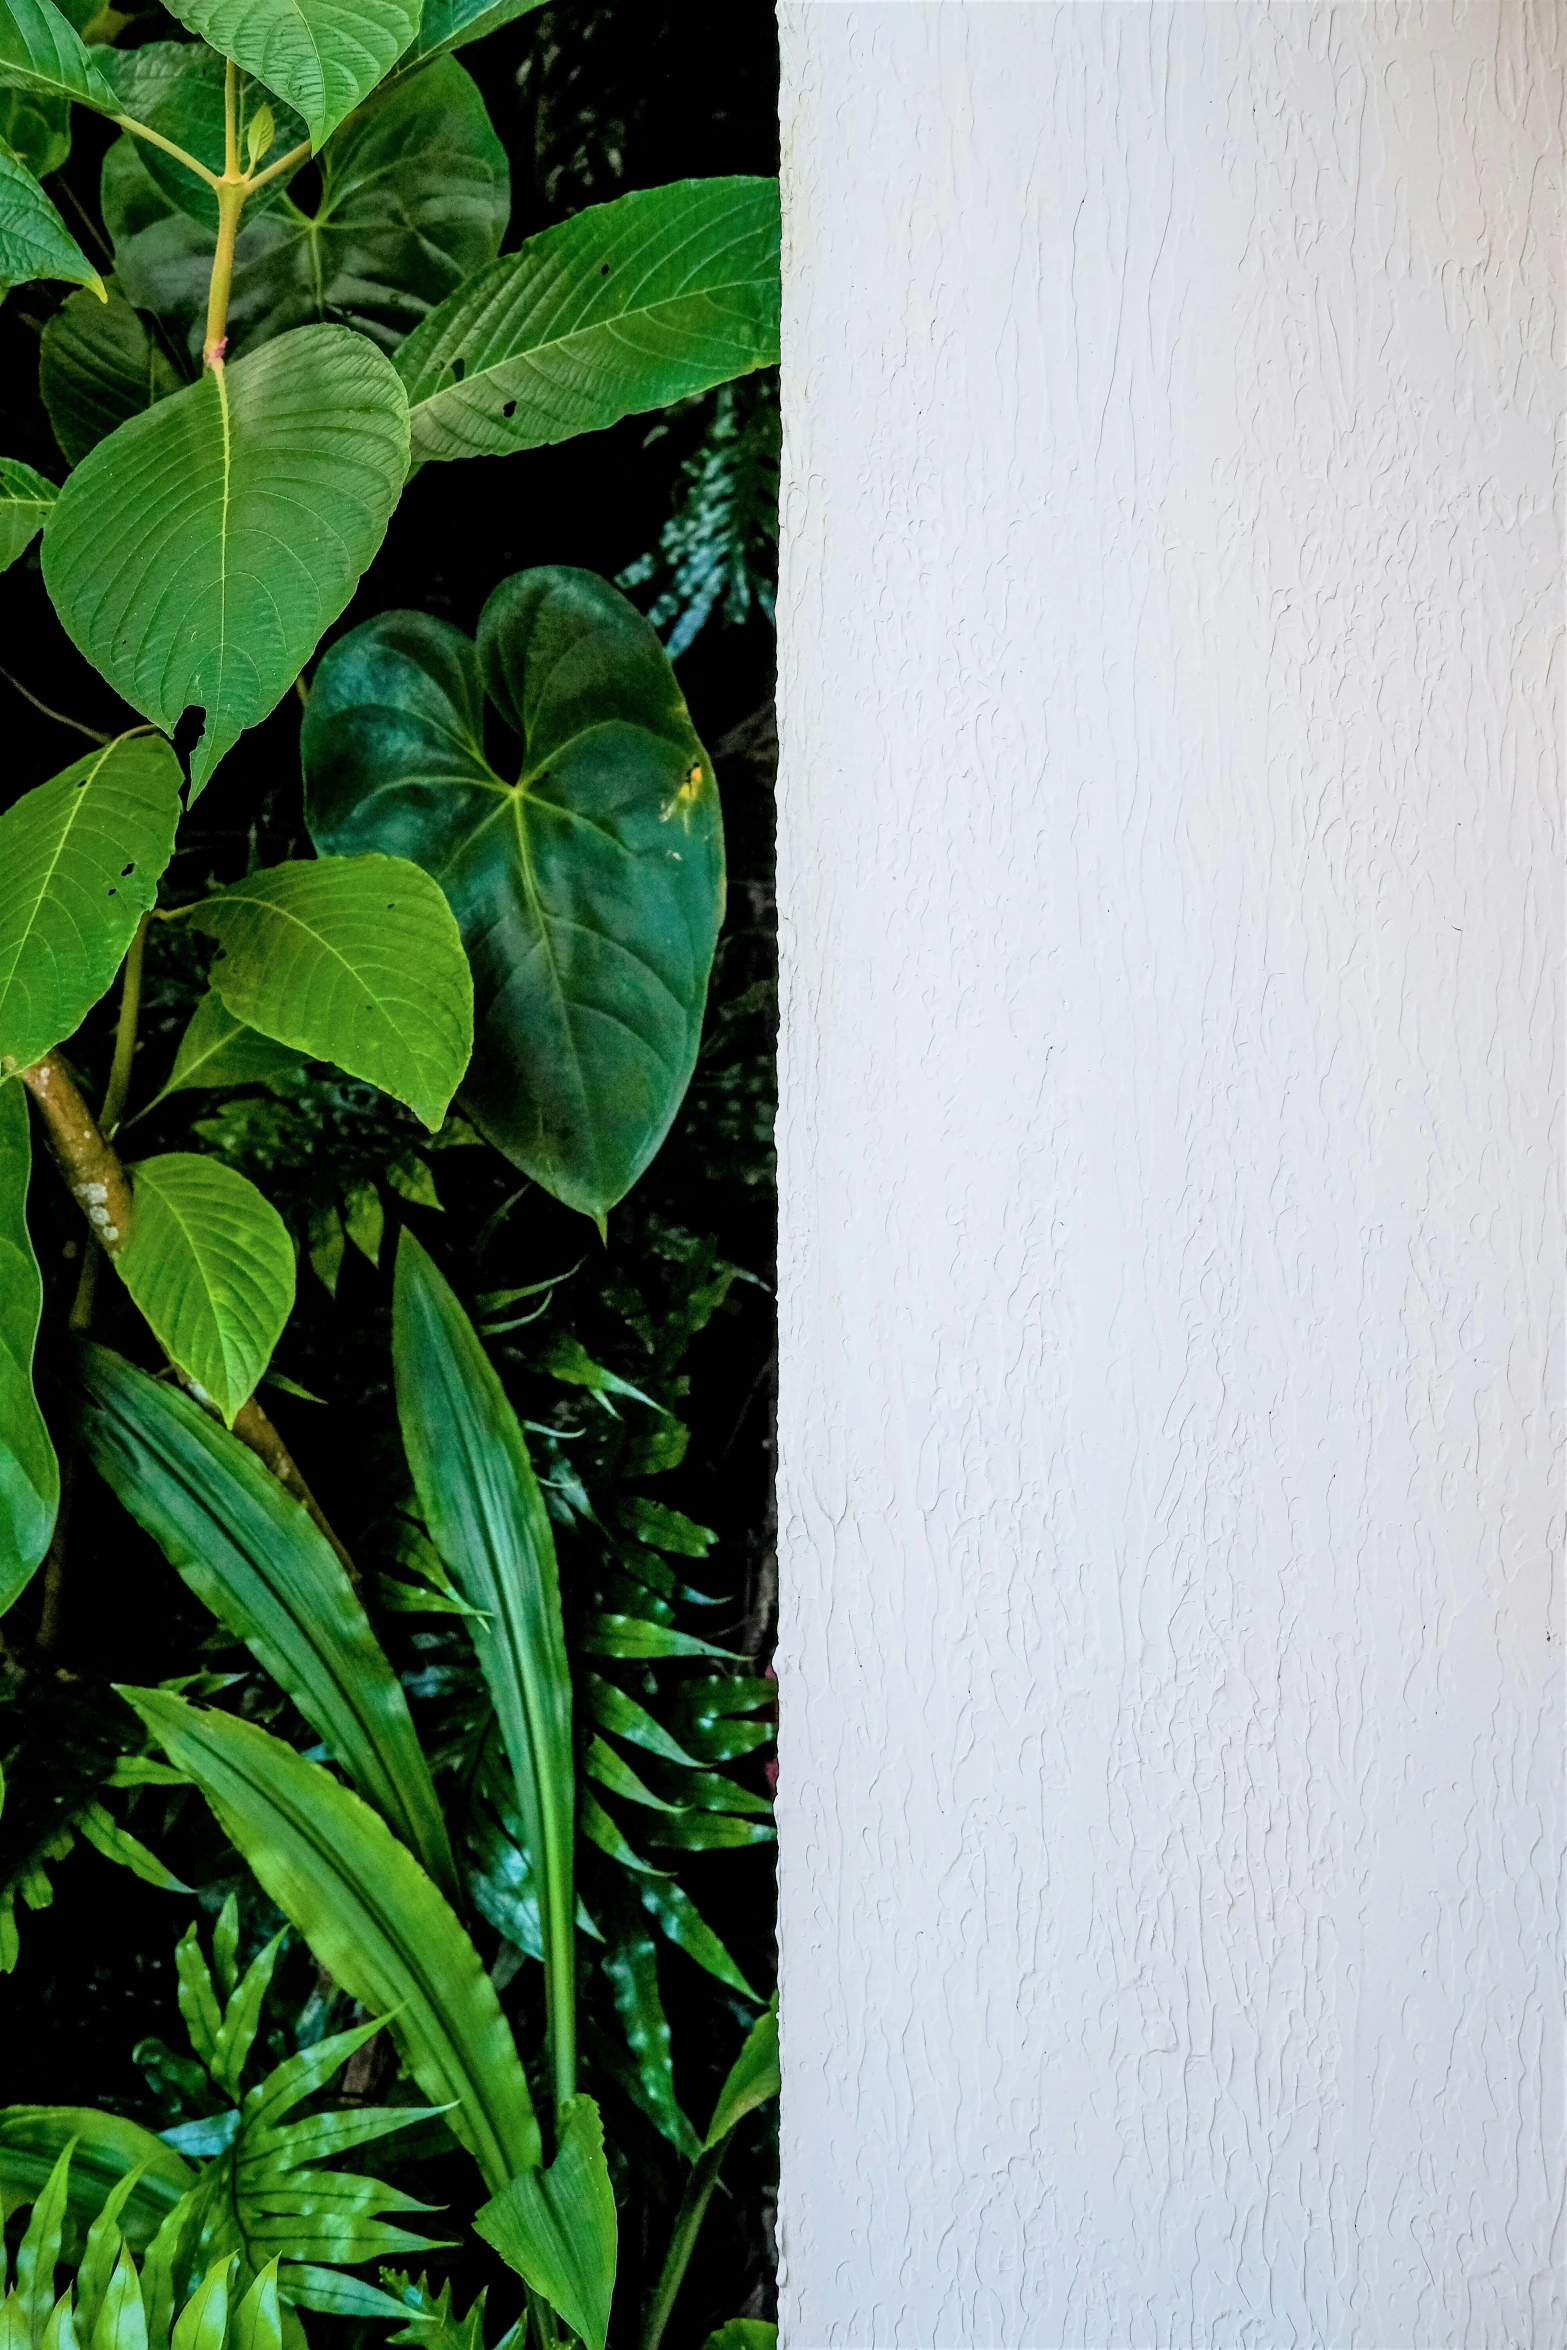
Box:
[773,5,1564,2345]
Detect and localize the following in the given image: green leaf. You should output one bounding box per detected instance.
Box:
[341,1179,381,1264]
[0,1081,56,1615]
[159,0,422,149]
[582,1674,700,1770]
[114,1156,295,1425]
[474,2096,616,2350]
[0,0,115,112]
[0,2114,191,2248]
[600,1907,699,2161]
[210,1930,285,2097]
[170,2260,231,2350]
[0,84,69,178]
[0,142,103,296]
[395,176,779,464]
[394,0,542,73]
[583,1737,676,1813]
[392,1231,576,2093]
[579,1616,738,1663]
[643,1812,772,1852]
[0,457,54,571]
[77,2168,151,2339]
[540,1336,655,1413]
[17,2141,72,2345]
[173,1917,222,2065]
[121,1688,540,2192]
[228,2265,280,2350]
[97,45,304,232]
[701,2325,775,2350]
[303,568,724,1218]
[140,992,304,1114]
[90,2248,146,2350]
[578,1797,755,1997]
[107,61,506,367]
[189,855,472,1133]
[0,734,183,1076]
[39,286,185,469]
[41,322,410,796]
[615,1497,714,1558]
[76,1343,459,1900]
[76,1803,188,1888]
[703,2001,778,2146]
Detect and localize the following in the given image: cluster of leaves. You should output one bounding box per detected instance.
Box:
[618,381,779,660]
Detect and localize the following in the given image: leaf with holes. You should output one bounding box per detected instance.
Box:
[395,176,779,464]
[0,140,103,296]
[0,0,115,111]
[41,323,409,796]
[0,456,54,572]
[39,286,187,467]
[159,0,423,149]
[188,855,472,1132]
[0,733,183,1077]
[115,1155,295,1424]
[303,568,724,1218]
[0,1081,57,1616]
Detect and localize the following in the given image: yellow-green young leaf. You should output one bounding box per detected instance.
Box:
[0,0,116,111]
[393,0,542,72]
[169,2260,231,2350]
[0,457,55,571]
[139,991,303,1115]
[40,2292,76,2350]
[0,144,103,297]
[395,177,779,464]
[119,1688,541,2192]
[0,2114,192,2249]
[76,1803,187,1891]
[227,2263,280,2350]
[158,0,422,149]
[190,856,473,1133]
[703,2001,778,2147]
[88,2248,146,2350]
[701,2326,774,2350]
[474,2097,616,2350]
[0,1082,56,1617]
[17,2140,74,2342]
[115,1156,295,1425]
[40,288,186,469]
[0,734,183,1078]
[41,324,410,797]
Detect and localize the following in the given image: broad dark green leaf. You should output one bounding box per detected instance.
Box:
[0,84,69,176]
[139,992,304,1113]
[96,45,304,231]
[41,323,410,796]
[106,61,507,365]
[0,141,102,294]
[304,568,725,1218]
[474,2096,616,2350]
[39,286,185,468]
[395,0,542,72]
[121,1688,540,2191]
[0,2111,192,2246]
[189,856,473,1133]
[392,1231,576,2093]
[0,0,115,111]
[115,1156,295,1424]
[76,1344,458,1900]
[0,1081,56,1615]
[0,733,183,1077]
[159,0,422,149]
[395,176,779,463]
[0,456,55,571]
[703,2000,778,2146]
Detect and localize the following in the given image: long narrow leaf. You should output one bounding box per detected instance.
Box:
[0,2113,191,2247]
[120,1689,539,2191]
[78,1347,457,1903]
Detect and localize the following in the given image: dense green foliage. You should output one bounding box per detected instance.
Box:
[0,6,780,2347]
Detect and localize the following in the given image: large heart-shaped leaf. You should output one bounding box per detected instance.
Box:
[39,284,186,466]
[121,1687,541,2191]
[0,1079,57,1615]
[475,2097,616,2350]
[115,1153,296,1423]
[160,0,422,150]
[0,140,104,295]
[96,43,307,230]
[303,569,725,1218]
[106,59,507,366]
[0,733,184,1077]
[394,176,779,464]
[0,0,115,110]
[188,854,473,1132]
[0,456,54,570]
[41,322,410,795]
[394,0,542,72]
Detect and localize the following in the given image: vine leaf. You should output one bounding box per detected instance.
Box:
[395,176,780,464]
[40,286,186,467]
[41,322,410,796]
[394,0,543,73]
[0,456,55,572]
[115,1155,296,1424]
[0,1080,58,1616]
[159,0,423,150]
[303,568,725,1219]
[0,0,116,112]
[189,855,473,1133]
[0,140,104,296]
[474,2096,616,2350]
[0,733,184,1078]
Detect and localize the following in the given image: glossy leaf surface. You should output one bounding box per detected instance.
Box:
[122,1689,540,2190]
[0,84,69,176]
[0,142,102,294]
[42,323,409,795]
[304,569,724,1217]
[0,1080,56,1615]
[76,1344,457,1898]
[0,0,114,111]
[189,855,473,1132]
[395,176,779,463]
[395,0,542,70]
[703,2000,778,2147]
[39,286,185,467]
[115,1156,295,1424]
[160,0,422,149]
[0,456,54,570]
[0,733,183,1077]
[474,2096,616,2350]
[0,2116,190,2248]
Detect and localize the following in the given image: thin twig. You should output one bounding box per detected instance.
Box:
[0,666,111,743]
[113,111,221,190]
[246,135,313,195]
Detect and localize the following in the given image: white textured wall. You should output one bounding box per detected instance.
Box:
[773,5,1564,2345]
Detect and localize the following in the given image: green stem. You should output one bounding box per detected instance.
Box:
[640,2140,728,2350]
[247,135,312,194]
[100,909,148,1139]
[113,112,220,190]
[203,61,245,368]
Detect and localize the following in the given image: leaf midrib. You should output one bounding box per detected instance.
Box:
[0,737,123,1008]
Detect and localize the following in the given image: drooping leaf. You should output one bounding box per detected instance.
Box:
[107,61,507,365]
[0,733,183,1078]
[96,45,305,232]
[304,568,724,1217]
[121,1688,540,2192]
[394,0,542,73]
[474,2096,616,2350]
[139,992,304,1113]
[189,856,473,1133]
[395,176,779,463]
[114,1155,295,1424]
[0,1081,56,1616]
[600,1905,699,2161]
[39,287,185,468]
[392,1231,576,2090]
[169,2259,230,2350]
[0,457,54,571]
[703,2000,778,2147]
[0,0,115,112]
[42,323,410,795]
[76,1344,459,1900]
[0,84,69,177]
[158,0,423,149]
[76,1802,188,1889]
[0,143,103,296]
[0,2113,192,2248]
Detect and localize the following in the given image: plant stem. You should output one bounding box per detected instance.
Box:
[639,2141,728,2350]
[113,112,221,190]
[247,136,312,195]
[101,911,148,1139]
[203,61,246,369]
